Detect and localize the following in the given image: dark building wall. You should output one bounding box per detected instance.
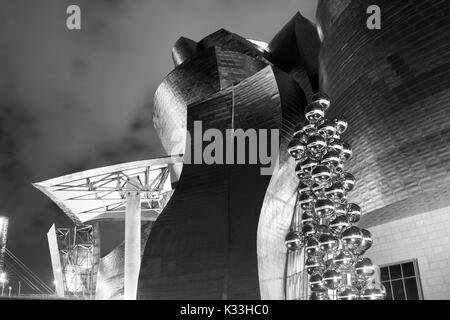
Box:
[139,65,306,299]
[140,14,317,300]
[317,0,450,226]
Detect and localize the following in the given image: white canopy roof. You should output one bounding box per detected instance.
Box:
[33,155,183,225]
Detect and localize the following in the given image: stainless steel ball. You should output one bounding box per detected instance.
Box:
[337,285,359,300]
[306,256,324,275]
[309,292,330,300]
[305,237,321,257]
[318,233,339,253]
[360,283,386,300]
[288,137,307,160]
[322,268,342,290]
[303,123,317,136]
[346,203,362,223]
[328,138,344,154]
[333,249,355,271]
[341,142,352,161]
[333,115,348,134]
[309,272,327,293]
[307,135,328,160]
[334,202,347,216]
[354,229,373,255]
[341,226,363,251]
[305,102,325,124]
[342,172,356,192]
[312,164,332,187]
[298,191,316,211]
[330,215,350,235]
[311,92,331,111]
[285,231,303,251]
[302,222,317,237]
[318,120,337,140]
[355,258,376,278]
[301,211,314,224]
[314,198,336,219]
[300,157,319,174]
[322,149,341,169]
[325,182,346,202]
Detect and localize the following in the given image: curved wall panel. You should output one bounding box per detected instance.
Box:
[317,0,450,225]
[141,13,318,300]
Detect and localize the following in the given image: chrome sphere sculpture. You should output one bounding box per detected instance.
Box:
[286,93,384,300]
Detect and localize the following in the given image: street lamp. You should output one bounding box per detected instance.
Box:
[0,272,6,296]
[53,279,57,295]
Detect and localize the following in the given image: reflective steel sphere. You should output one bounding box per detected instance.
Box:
[297,182,310,193]
[306,256,324,275]
[355,258,376,278]
[318,120,337,140]
[305,237,320,257]
[309,273,327,292]
[303,123,317,136]
[333,249,355,271]
[288,137,307,160]
[298,191,316,211]
[300,157,319,174]
[311,183,326,198]
[311,92,331,111]
[314,198,335,219]
[334,202,347,216]
[312,164,332,187]
[301,211,314,224]
[322,268,342,290]
[354,229,373,255]
[302,222,317,237]
[307,135,327,159]
[333,115,348,134]
[341,142,353,161]
[328,139,344,154]
[315,224,331,237]
[322,149,341,169]
[346,203,362,223]
[309,292,330,300]
[342,172,356,192]
[325,182,346,202]
[341,226,363,251]
[305,102,325,124]
[325,258,335,269]
[337,285,359,300]
[330,215,350,235]
[318,233,339,253]
[285,231,303,251]
[360,283,386,300]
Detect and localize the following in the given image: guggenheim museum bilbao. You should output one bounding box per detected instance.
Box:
[34,0,450,300]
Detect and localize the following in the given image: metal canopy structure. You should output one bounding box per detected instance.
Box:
[33,155,183,225]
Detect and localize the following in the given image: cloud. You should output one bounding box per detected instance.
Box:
[0,0,317,287]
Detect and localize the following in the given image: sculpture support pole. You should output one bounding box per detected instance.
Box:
[124,177,141,300]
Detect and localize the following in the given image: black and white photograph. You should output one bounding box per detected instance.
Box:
[0,0,449,309]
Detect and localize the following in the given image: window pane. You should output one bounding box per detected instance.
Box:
[392,280,406,300]
[389,265,402,280]
[380,267,390,281]
[402,262,415,278]
[382,281,393,300]
[404,277,419,300]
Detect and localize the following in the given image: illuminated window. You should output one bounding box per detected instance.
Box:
[380,259,423,300]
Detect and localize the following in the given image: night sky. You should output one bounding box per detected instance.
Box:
[0,0,317,291]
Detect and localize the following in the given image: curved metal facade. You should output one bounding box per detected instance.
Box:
[139,13,320,299]
[317,0,450,227]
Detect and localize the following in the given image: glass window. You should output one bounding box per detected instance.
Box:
[380,259,423,300]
